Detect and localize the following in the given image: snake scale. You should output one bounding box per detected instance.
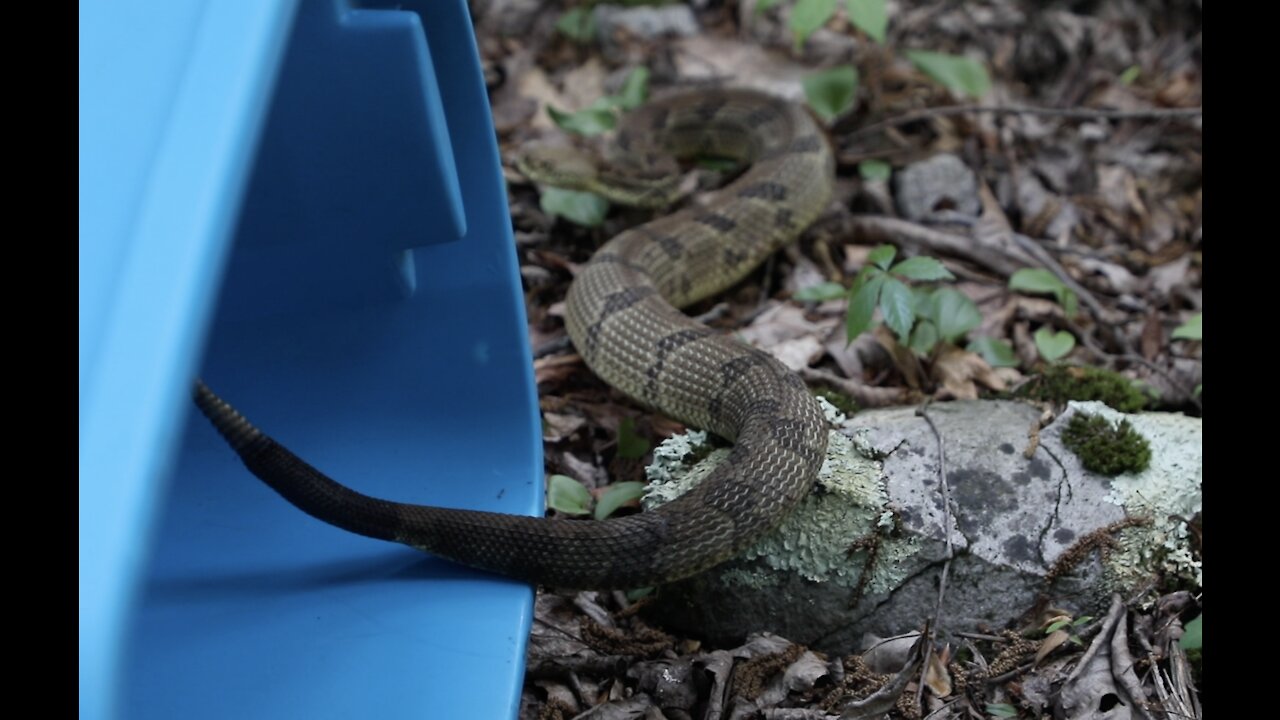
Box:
[196,88,835,589]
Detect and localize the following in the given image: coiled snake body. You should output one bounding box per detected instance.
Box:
[197,89,835,588]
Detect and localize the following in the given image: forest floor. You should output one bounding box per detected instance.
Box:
[471,1,1202,717]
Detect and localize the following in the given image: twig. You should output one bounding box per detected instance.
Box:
[848,215,1027,277]
[917,403,955,612]
[1116,354,1203,412]
[525,654,631,680]
[798,366,908,408]
[915,403,954,709]
[921,699,966,720]
[846,103,1203,143]
[761,710,839,720]
[1010,233,1108,323]
[953,631,1009,643]
[1066,595,1125,684]
[840,631,928,719]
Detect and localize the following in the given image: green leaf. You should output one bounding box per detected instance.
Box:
[858,159,891,181]
[615,66,650,110]
[617,417,651,459]
[1046,619,1070,634]
[879,277,915,341]
[587,95,619,111]
[846,271,886,342]
[911,285,935,316]
[846,0,887,43]
[594,481,647,520]
[1180,614,1202,650]
[1119,65,1141,86]
[905,50,991,98]
[986,704,1018,718]
[1010,268,1077,315]
[697,157,741,171]
[1073,616,1094,626]
[890,256,954,281]
[547,474,592,515]
[790,0,838,50]
[555,7,596,43]
[868,244,897,270]
[967,337,1018,367]
[932,287,981,343]
[1172,313,1202,341]
[546,104,617,136]
[1009,268,1067,295]
[754,0,782,15]
[1062,289,1079,318]
[625,586,655,601]
[540,187,610,227]
[1034,327,1076,362]
[908,320,938,355]
[803,65,859,123]
[794,281,848,302]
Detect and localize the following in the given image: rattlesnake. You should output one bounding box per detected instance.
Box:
[196,88,835,588]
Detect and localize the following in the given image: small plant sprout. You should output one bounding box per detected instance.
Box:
[841,245,984,356]
[803,65,859,122]
[1172,313,1201,341]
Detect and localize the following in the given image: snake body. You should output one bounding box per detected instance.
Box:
[197,89,835,588]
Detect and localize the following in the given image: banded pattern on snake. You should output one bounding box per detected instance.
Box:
[196,88,836,588]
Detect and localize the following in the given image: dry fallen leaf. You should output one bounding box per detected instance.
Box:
[672,34,810,102]
[862,632,920,674]
[874,326,926,391]
[738,302,834,346]
[534,352,582,386]
[924,645,953,697]
[1036,629,1071,666]
[931,344,1007,400]
[542,410,587,442]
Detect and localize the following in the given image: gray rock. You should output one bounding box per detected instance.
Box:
[894,154,980,221]
[642,399,1201,653]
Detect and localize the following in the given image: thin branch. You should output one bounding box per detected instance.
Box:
[916,403,953,710]
[848,215,1027,277]
[841,631,928,719]
[1010,233,1108,323]
[846,103,1202,143]
[921,699,966,720]
[798,366,909,408]
[1116,354,1203,412]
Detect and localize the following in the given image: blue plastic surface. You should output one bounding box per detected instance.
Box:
[79,1,541,718]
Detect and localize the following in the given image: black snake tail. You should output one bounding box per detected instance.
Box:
[192,89,835,588]
[194,380,401,543]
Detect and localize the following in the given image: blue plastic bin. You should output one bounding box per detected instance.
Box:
[79,1,541,718]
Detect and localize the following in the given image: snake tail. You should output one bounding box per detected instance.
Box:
[196,88,835,589]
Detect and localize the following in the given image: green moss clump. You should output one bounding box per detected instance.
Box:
[1021,365,1149,412]
[813,388,859,417]
[1061,412,1152,476]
